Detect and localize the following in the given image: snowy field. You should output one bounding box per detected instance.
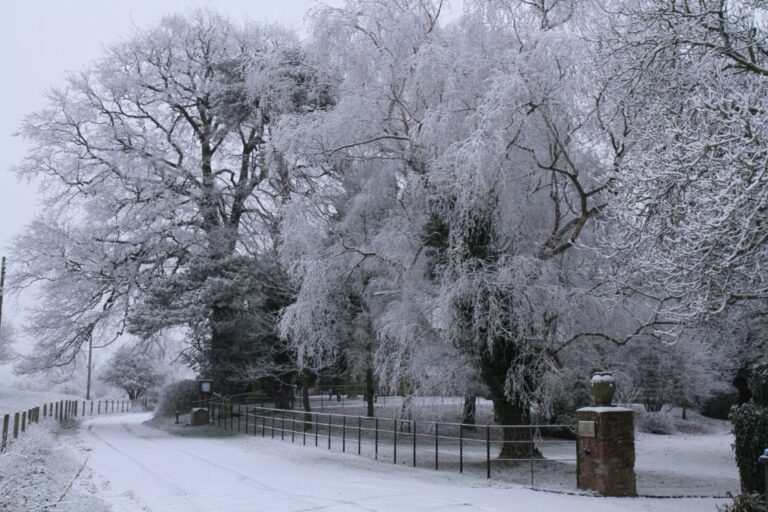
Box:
[232,396,740,497]
[12,413,725,511]
[0,389,83,417]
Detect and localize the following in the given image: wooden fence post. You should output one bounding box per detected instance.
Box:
[1,414,8,451]
[21,412,26,433]
[12,413,19,439]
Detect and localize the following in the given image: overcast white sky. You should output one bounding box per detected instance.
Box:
[0,0,330,384]
[0,0,317,253]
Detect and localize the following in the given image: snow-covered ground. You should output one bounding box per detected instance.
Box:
[0,389,84,417]
[635,432,739,496]
[62,413,728,512]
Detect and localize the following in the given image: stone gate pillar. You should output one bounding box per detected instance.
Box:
[576,406,637,496]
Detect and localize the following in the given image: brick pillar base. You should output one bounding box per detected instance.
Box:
[576,407,637,497]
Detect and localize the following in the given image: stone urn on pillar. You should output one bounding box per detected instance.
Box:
[577,372,637,497]
[590,371,616,406]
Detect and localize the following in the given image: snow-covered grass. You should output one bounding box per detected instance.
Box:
[0,418,109,512]
[0,389,83,418]
[219,397,740,497]
[73,412,729,511]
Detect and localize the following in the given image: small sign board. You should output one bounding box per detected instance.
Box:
[198,380,212,395]
[578,420,596,437]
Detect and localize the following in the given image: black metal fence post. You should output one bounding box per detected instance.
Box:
[486,425,491,479]
[358,416,362,455]
[342,415,346,453]
[459,424,464,473]
[315,414,319,447]
[435,422,439,470]
[529,425,534,486]
[328,414,332,450]
[281,410,285,441]
[375,418,379,460]
[393,418,397,464]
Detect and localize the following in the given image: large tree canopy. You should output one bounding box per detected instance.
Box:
[12,10,319,384]
[605,0,768,322]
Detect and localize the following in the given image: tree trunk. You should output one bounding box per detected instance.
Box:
[364,367,375,417]
[274,383,294,410]
[462,393,477,429]
[493,396,542,460]
[301,372,313,431]
[208,305,239,395]
[733,367,752,404]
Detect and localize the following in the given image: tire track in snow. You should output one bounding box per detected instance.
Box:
[119,422,388,512]
[85,423,213,512]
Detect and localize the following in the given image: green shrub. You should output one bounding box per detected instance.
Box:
[752,365,768,407]
[731,363,768,495]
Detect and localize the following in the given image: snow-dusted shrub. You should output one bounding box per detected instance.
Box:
[717,492,766,512]
[731,363,768,495]
[155,379,200,417]
[636,411,676,435]
[0,421,57,510]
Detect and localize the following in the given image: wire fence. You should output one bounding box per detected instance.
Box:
[0,397,155,453]
[200,397,577,488]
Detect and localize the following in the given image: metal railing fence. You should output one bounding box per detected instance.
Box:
[199,398,576,487]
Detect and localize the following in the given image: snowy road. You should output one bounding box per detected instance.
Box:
[75,413,724,512]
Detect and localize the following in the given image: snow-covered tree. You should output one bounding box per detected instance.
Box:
[604,0,768,324]
[11,11,321,386]
[275,0,665,456]
[101,343,164,400]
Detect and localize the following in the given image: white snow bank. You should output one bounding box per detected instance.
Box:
[0,419,110,511]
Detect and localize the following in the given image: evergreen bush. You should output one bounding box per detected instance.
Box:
[155,380,200,417]
[731,363,768,495]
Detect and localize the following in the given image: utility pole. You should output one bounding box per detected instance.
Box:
[86,335,93,400]
[0,256,6,330]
